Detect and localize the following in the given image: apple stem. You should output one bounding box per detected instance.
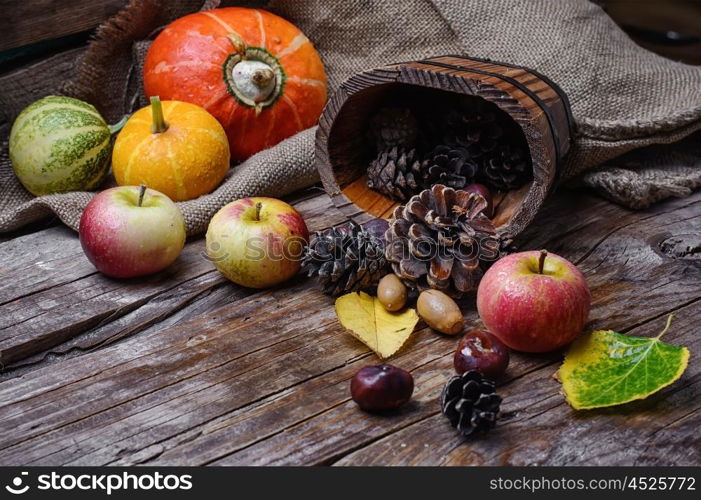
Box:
[538,249,547,274]
[138,184,147,207]
[655,314,675,340]
[150,96,169,134]
[254,202,262,221]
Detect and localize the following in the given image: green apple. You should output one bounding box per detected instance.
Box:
[206,197,309,288]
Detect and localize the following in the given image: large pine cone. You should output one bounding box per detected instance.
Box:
[479,144,532,190]
[366,146,421,202]
[302,220,389,297]
[370,107,418,150]
[441,370,502,436]
[384,184,499,298]
[417,145,479,190]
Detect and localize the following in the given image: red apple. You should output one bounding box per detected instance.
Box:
[476,250,590,352]
[205,197,309,288]
[463,183,493,218]
[79,185,186,278]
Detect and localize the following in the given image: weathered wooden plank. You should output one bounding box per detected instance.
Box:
[0,285,357,465]
[0,240,215,365]
[111,338,448,465]
[0,0,127,52]
[0,225,91,304]
[0,190,697,466]
[1,272,237,379]
[333,301,700,466]
[44,329,446,466]
[129,336,555,466]
[0,190,346,368]
[0,284,333,432]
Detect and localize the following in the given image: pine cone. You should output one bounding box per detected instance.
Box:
[367,146,421,202]
[441,370,502,436]
[384,184,499,298]
[417,145,478,190]
[302,220,389,297]
[441,100,503,161]
[440,98,533,191]
[479,144,532,190]
[370,107,418,150]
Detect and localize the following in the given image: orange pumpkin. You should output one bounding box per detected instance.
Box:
[112,97,230,201]
[143,7,327,162]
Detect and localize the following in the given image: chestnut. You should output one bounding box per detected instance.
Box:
[350,364,414,412]
[454,329,509,379]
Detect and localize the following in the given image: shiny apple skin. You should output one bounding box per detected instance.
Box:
[476,251,591,353]
[350,364,414,413]
[206,197,309,288]
[79,186,186,278]
[463,183,493,218]
[454,329,509,379]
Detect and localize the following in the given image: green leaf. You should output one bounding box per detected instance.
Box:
[558,315,689,410]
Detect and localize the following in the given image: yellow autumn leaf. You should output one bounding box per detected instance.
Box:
[335,291,419,359]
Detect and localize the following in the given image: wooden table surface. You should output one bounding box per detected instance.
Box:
[0,186,698,466]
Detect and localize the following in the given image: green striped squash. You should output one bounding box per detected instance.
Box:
[9,96,112,196]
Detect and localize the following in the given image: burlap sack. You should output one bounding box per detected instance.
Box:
[1,0,700,235]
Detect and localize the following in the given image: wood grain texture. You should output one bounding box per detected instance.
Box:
[315,55,573,243]
[0,188,698,466]
[0,0,127,52]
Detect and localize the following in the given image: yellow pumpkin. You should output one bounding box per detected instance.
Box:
[112,97,230,201]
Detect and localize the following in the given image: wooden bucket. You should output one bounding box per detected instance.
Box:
[315,55,574,242]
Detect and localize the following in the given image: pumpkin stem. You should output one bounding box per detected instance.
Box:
[226,32,247,55]
[138,184,147,207]
[254,202,262,221]
[150,96,169,134]
[252,68,275,89]
[222,42,283,111]
[108,115,129,135]
[538,249,547,274]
